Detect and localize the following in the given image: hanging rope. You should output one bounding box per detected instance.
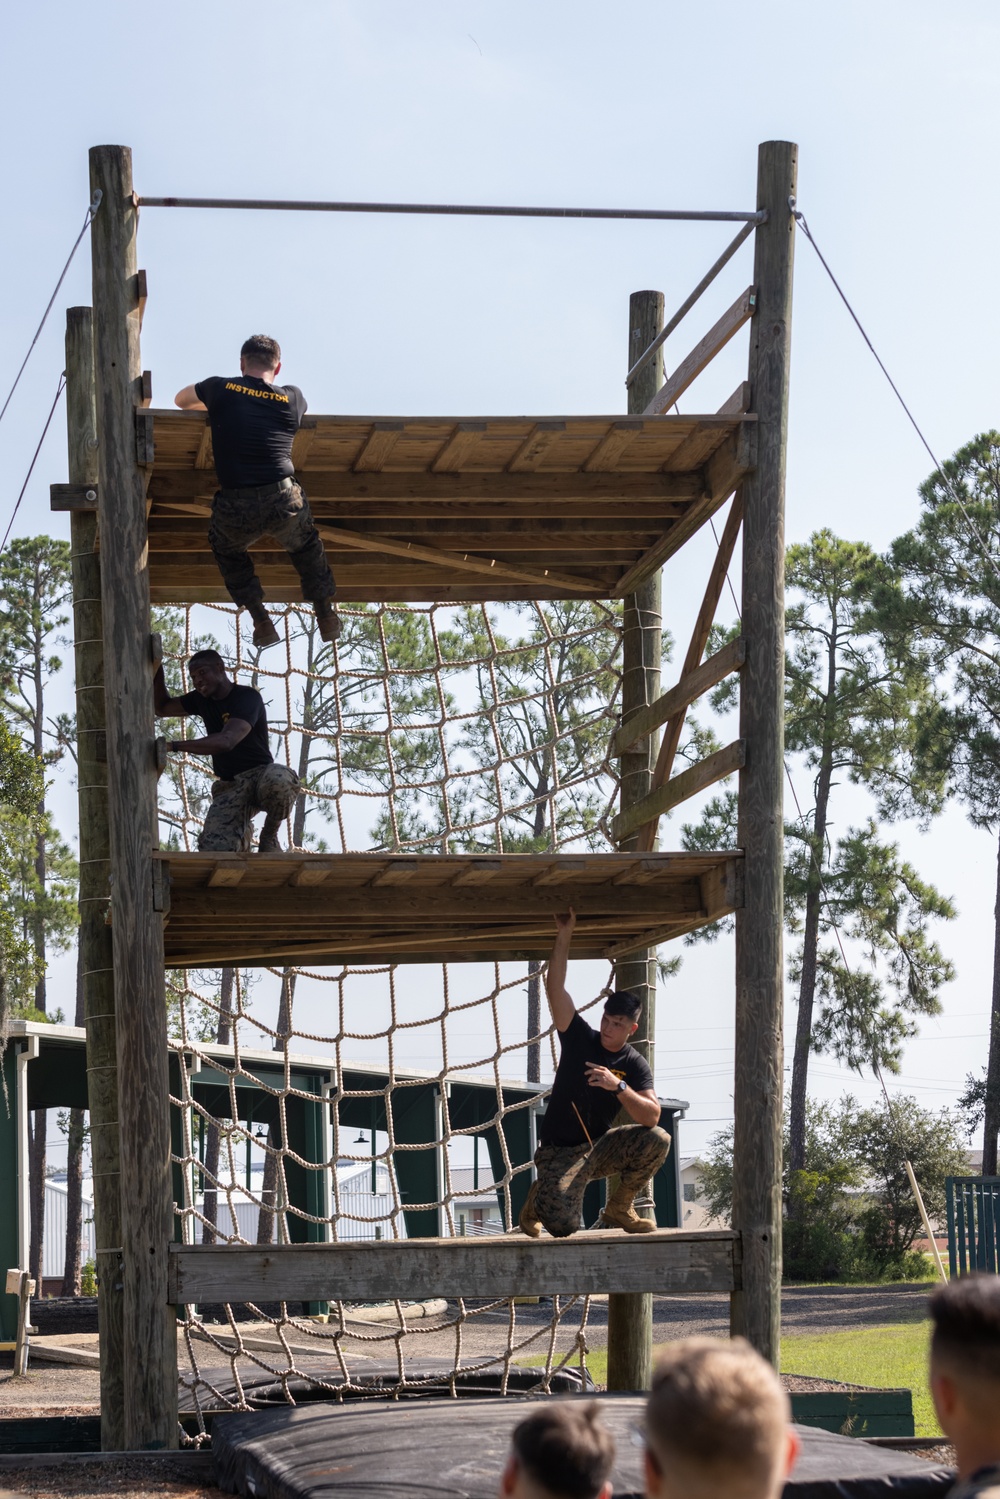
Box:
[0,371,67,554]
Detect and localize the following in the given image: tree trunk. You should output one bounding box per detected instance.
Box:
[62,951,86,1295]
[28,608,48,1287]
[982,828,1000,1175]
[202,967,236,1244]
[788,619,839,1181]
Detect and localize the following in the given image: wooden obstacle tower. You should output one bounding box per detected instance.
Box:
[53,142,795,1448]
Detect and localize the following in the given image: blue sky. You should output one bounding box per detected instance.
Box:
[3,1,1000,1158]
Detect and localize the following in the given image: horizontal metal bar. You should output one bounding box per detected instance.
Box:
[626,221,757,387]
[137,196,766,224]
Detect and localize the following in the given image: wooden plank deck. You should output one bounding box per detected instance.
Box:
[54,412,755,603]
[158,849,744,969]
[168,1229,741,1303]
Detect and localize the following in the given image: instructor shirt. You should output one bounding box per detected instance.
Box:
[194,375,307,489]
[538,1012,656,1148]
[178,684,273,781]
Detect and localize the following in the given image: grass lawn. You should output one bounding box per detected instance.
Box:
[781,1321,940,1437]
[525,1321,941,1437]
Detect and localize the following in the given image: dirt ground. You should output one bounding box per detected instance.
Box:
[0,1456,216,1499]
[0,1282,939,1420]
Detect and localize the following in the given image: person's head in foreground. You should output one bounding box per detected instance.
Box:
[645,1337,799,1499]
[500,1403,615,1499]
[929,1272,1000,1482]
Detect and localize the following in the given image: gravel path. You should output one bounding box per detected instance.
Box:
[1,1283,937,1416]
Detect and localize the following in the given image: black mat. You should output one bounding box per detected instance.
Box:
[211,1395,954,1499]
[182,1357,590,1410]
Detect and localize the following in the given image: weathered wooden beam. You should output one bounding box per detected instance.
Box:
[352,421,404,472]
[505,421,566,471]
[614,635,746,755]
[611,740,746,846]
[90,143,177,1451]
[613,429,754,596]
[609,288,665,1397]
[66,307,124,1452]
[431,421,487,472]
[644,287,756,416]
[632,492,745,854]
[730,140,797,1370]
[51,483,98,511]
[168,1230,740,1304]
[147,470,707,505]
[314,521,603,594]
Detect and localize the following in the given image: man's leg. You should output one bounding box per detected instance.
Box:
[265,486,339,642]
[583,1125,671,1233]
[249,764,301,852]
[208,494,280,648]
[526,1144,593,1239]
[198,778,255,853]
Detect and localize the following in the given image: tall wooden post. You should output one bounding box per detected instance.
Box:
[607,290,664,1393]
[65,307,125,1449]
[731,140,797,1366]
[89,144,177,1448]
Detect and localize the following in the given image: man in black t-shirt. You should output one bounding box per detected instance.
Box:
[154,648,300,853]
[518,909,670,1238]
[175,334,339,651]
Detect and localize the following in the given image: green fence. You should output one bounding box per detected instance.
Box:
[946,1176,1000,1277]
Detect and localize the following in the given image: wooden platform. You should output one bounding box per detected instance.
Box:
[54,411,755,603]
[168,1228,741,1303]
[157,849,743,969]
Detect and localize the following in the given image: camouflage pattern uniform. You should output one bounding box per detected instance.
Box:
[524,1123,671,1239]
[199,763,300,852]
[208,481,335,608]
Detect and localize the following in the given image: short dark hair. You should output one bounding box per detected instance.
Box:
[188,649,226,673]
[241,334,281,371]
[604,988,641,1021]
[510,1403,614,1499]
[930,1273,1000,1385]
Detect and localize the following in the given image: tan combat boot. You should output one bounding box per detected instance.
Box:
[314,597,342,643]
[518,1182,542,1238]
[248,604,280,649]
[601,1186,656,1233]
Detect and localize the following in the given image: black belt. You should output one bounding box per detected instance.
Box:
[218,476,296,501]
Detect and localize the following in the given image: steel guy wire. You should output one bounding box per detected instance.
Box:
[791,200,1000,588]
[0,190,101,432]
[0,370,67,554]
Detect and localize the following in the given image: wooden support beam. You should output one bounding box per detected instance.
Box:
[608,288,665,1398]
[89,144,177,1450]
[611,740,745,846]
[631,491,744,853]
[314,521,603,595]
[730,140,797,1370]
[644,287,756,416]
[505,421,566,472]
[168,1230,740,1304]
[431,421,487,472]
[718,381,751,416]
[352,422,404,472]
[149,469,704,506]
[51,483,98,511]
[614,635,746,755]
[613,428,753,597]
[65,307,125,1452]
[582,421,642,472]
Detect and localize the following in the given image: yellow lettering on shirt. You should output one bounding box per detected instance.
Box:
[223,382,290,403]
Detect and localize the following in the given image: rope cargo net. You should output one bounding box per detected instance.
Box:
[161,598,637,1435]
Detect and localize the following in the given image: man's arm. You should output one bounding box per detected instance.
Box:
[168,718,252,757]
[174,384,207,411]
[545,910,577,1033]
[583,1065,661,1128]
[153,664,191,717]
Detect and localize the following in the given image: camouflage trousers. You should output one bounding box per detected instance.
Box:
[527,1124,671,1238]
[208,481,336,607]
[199,764,300,853]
